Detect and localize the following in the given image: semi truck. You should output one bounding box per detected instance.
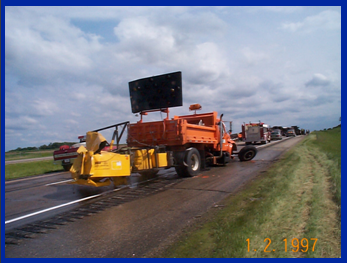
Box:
[242,122,271,145]
[70,72,257,187]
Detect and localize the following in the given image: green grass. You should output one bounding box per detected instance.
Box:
[5,160,63,180]
[5,149,56,161]
[162,128,341,258]
[310,127,341,211]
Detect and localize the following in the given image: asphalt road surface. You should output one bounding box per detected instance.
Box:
[5,136,304,258]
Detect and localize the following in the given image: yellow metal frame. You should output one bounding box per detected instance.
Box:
[69,132,168,187]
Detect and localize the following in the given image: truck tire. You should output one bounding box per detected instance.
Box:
[238,146,257,162]
[185,148,201,176]
[175,148,201,177]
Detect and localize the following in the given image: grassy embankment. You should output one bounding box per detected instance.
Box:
[5,160,64,181]
[5,149,56,161]
[5,149,63,181]
[163,127,341,258]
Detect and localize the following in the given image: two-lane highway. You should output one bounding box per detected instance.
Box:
[5,136,304,258]
[5,171,115,230]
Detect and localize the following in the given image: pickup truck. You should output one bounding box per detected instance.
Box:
[53,136,86,171]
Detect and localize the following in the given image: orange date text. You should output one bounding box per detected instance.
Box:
[246,238,318,253]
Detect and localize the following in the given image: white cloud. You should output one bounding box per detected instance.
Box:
[6,116,40,131]
[32,99,59,116]
[305,73,331,87]
[241,47,270,66]
[5,10,103,87]
[281,10,341,33]
[4,6,341,151]
[113,17,176,64]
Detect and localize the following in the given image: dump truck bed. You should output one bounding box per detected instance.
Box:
[127,111,220,147]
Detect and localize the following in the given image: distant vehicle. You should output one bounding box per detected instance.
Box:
[292,126,302,135]
[53,135,86,171]
[271,129,282,140]
[53,135,110,171]
[242,122,271,145]
[272,126,287,136]
[286,129,296,137]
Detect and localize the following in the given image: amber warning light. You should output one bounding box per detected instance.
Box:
[189,104,202,111]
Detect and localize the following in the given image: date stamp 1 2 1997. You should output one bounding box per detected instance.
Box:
[246,238,318,253]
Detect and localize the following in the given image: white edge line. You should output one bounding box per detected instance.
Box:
[5,186,124,225]
[5,193,103,225]
[45,179,74,186]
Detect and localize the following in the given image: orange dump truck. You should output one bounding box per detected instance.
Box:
[127,106,257,177]
[70,72,257,187]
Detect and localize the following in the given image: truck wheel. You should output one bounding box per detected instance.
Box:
[238,146,257,162]
[175,148,201,177]
[63,164,72,171]
[186,148,201,176]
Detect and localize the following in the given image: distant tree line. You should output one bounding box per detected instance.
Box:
[324,124,341,131]
[8,142,78,152]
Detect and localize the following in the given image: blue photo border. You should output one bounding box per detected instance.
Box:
[1,1,344,261]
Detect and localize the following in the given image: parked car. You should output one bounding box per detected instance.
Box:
[286,129,296,137]
[271,129,282,140]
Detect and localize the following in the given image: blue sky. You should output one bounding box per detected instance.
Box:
[4,6,341,151]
